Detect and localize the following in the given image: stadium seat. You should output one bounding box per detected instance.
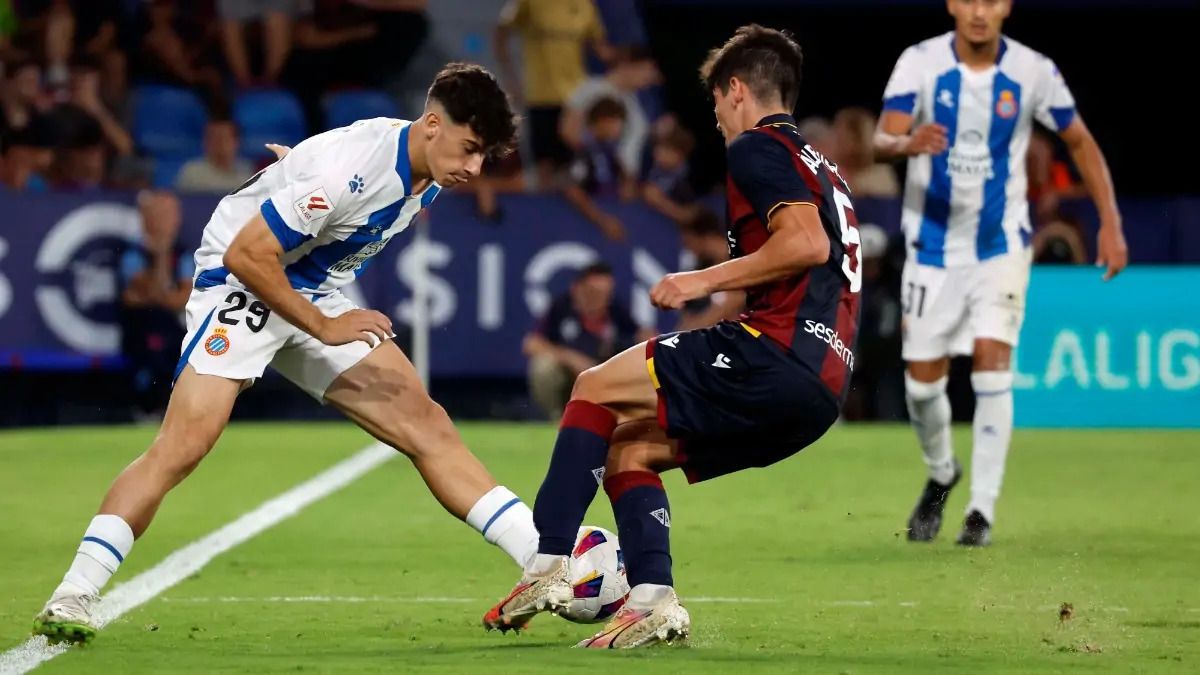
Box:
[323,90,400,130]
[234,89,308,160]
[131,85,207,160]
[152,157,189,188]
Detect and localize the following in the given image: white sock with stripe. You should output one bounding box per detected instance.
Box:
[57,514,135,597]
[967,371,1015,524]
[905,373,957,485]
[466,486,538,569]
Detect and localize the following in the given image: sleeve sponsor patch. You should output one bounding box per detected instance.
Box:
[293,187,335,225]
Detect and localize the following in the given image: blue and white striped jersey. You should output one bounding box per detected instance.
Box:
[883,32,1076,267]
[192,117,440,294]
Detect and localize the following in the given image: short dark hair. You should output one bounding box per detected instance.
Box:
[681,208,724,239]
[576,261,614,282]
[426,62,518,159]
[586,97,627,125]
[699,24,803,110]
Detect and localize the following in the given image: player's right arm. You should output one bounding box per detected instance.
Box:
[873,46,948,161]
[223,217,392,347]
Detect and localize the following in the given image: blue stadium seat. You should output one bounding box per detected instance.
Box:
[131,85,207,160]
[153,157,189,188]
[323,90,400,131]
[234,89,308,160]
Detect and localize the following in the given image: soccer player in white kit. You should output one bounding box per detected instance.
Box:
[874,0,1128,545]
[33,64,542,644]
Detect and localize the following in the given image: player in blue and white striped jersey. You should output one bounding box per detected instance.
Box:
[33,64,543,646]
[874,0,1128,547]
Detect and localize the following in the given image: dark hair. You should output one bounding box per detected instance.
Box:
[681,208,724,239]
[657,126,695,155]
[586,96,627,125]
[576,261,614,281]
[426,62,518,159]
[699,24,803,110]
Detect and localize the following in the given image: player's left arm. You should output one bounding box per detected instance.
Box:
[1036,58,1127,280]
[1058,117,1127,280]
[651,135,829,309]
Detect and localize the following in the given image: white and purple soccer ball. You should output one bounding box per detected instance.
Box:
[560,526,629,623]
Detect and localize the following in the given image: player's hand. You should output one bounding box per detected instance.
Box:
[265,143,291,160]
[316,309,393,347]
[650,271,712,310]
[905,124,949,156]
[1096,220,1128,281]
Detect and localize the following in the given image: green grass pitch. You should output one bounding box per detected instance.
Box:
[1,422,1197,673]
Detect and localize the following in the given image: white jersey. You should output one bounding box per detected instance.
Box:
[193,117,440,294]
[882,33,1076,267]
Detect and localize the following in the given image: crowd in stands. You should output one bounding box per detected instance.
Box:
[0,0,1097,419]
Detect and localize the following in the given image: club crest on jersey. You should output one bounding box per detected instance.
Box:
[996,90,1018,119]
[204,327,231,356]
[293,187,335,225]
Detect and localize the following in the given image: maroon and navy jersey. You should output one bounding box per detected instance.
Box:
[725,114,863,403]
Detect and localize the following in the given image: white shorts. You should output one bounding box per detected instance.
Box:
[900,250,1032,362]
[175,285,375,400]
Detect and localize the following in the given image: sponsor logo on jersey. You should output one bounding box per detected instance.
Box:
[804,319,855,371]
[328,239,388,274]
[659,335,680,348]
[293,187,335,225]
[348,174,366,194]
[996,90,1018,119]
[938,89,955,108]
[204,327,231,356]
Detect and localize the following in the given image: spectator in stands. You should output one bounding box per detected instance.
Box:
[798,115,835,158]
[831,107,899,197]
[495,0,612,187]
[560,47,660,181]
[218,0,310,88]
[176,117,253,194]
[1,59,50,138]
[642,123,697,224]
[0,117,53,191]
[675,209,743,331]
[564,96,635,241]
[140,0,223,102]
[118,190,193,418]
[65,56,132,157]
[524,262,652,420]
[1033,220,1088,264]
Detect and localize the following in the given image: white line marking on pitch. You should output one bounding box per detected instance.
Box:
[159,595,782,604]
[0,443,394,675]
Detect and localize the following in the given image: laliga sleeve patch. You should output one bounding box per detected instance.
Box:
[293,187,335,225]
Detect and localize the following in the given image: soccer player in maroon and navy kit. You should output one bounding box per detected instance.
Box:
[483,24,863,649]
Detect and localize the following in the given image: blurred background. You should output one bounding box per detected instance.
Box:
[0,0,1195,428]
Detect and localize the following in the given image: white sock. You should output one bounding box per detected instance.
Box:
[967,371,1014,524]
[466,486,539,569]
[57,514,135,597]
[627,583,674,607]
[905,373,956,485]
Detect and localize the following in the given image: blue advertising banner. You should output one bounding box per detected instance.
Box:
[1014,268,1200,428]
[0,191,686,377]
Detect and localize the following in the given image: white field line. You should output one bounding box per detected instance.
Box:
[0,443,394,675]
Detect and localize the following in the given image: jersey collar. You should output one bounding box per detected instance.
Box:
[950,33,1008,64]
[753,113,796,129]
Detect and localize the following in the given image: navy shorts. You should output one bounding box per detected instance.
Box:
[646,321,839,483]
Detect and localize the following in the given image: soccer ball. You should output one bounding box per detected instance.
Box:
[560,525,629,623]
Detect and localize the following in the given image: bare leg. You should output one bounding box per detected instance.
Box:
[221,19,252,87]
[261,11,292,85]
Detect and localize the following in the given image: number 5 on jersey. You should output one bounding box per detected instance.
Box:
[832,188,862,293]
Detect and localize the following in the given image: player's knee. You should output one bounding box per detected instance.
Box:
[570,365,606,403]
[973,340,1012,371]
[378,397,458,460]
[904,371,948,402]
[144,435,213,485]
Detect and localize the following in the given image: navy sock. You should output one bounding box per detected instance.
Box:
[605,471,673,588]
[533,400,617,555]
